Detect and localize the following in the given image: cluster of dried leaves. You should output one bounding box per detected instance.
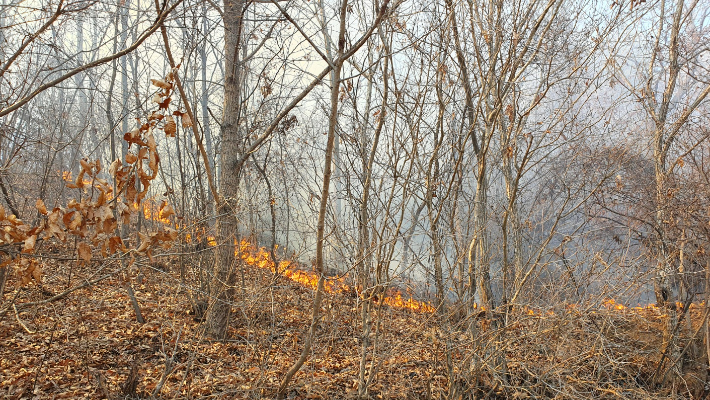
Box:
[0,69,189,286]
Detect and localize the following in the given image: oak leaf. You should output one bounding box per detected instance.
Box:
[23,235,36,253]
[31,262,42,283]
[36,199,48,215]
[95,205,113,223]
[151,78,172,90]
[136,232,151,253]
[77,242,92,262]
[164,116,176,137]
[159,202,175,220]
[181,113,193,128]
[45,208,65,241]
[109,236,126,254]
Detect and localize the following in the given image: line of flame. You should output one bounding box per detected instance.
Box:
[234,240,435,313]
[157,220,693,317]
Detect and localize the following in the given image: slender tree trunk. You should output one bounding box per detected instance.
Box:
[428,75,446,309]
[277,1,348,396]
[119,0,130,163]
[0,248,8,300]
[206,0,245,339]
[654,147,673,305]
[201,1,214,212]
[470,156,493,308]
[357,40,389,399]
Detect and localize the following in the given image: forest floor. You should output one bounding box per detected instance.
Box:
[1,247,709,399]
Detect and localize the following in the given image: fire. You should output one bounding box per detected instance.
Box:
[192,237,703,316]
[603,299,626,311]
[604,299,699,312]
[140,199,172,224]
[235,240,434,313]
[382,291,435,313]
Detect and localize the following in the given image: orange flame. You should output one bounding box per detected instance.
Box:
[141,199,172,224]
[207,235,217,247]
[603,299,626,311]
[235,240,434,313]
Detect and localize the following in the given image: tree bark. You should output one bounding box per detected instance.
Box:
[206,0,245,339]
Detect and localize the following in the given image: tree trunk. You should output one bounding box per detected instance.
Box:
[469,155,493,309]
[277,4,346,394]
[206,0,245,339]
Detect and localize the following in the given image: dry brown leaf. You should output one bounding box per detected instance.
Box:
[158,97,171,110]
[31,262,42,282]
[164,227,178,241]
[149,110,164,121]
[20,259,33,285]
[109,159,121,179]
[151,78,172,90]
[126,153,138,164]
[124,128,146,146]
[74,170,86,189]
[109,236,126,254]
[164,116,176,137]
[36,199,48,215]
[95,205,113,221]
[80,158,91,173]
[23,235,36,253]
[181,113,193,128]
[159,202,175,220]
[45,208,65,241]
[67,212,83,232]
[147,130,157,151]
[94,192,105,209]
[149,151,160,179]
[126,176,137,204]
[136,232,151,253]
[77,242,92,262]
[6,214,23,226]
[102,218,117,234]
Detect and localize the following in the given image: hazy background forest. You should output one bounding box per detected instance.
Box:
[1,0,710,398]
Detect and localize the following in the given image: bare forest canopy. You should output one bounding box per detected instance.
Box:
[2,0,710,398]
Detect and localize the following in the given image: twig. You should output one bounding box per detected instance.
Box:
[152,325,183,396]
[31,320,58,393]
[13,303,35,334]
